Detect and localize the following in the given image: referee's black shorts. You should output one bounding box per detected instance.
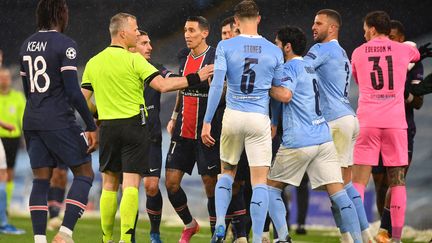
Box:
[99,115,150,175]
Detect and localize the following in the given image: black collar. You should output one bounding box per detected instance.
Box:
[109,45,124,49]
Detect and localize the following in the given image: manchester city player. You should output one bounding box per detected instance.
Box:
[201,1,285,242]
[303,9,372,242]
[268,25,362,243]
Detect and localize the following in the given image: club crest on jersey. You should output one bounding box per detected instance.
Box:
[66,47,77,59]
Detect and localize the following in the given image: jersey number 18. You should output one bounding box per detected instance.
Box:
[23,55,51,93]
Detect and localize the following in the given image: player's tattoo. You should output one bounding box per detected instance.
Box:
[387,166,406,186]
[222,162,236,171]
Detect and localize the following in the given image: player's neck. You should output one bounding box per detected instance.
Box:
[370,34,387,41]
[0,87,10,95]
[48,24,62,32]
[191,42,209,57]
[322,34,338,43]
[285,53,300,62]
[237,17,259,36]
[239,24,258,36]
[110,38,127,50]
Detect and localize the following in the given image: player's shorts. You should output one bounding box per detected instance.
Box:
[99,115,150,175]
[0,139,7,169]
[0,137,20,168]
[232,132,280,181]
[165,137,220,176]
[372,128,414,174]
[143,141,162,177]
[354,127,408,167]
[24,126,91,169]
[268,142,343,189]
[55,161,69,170]
[327,115,359,168]
[220,108,272,167]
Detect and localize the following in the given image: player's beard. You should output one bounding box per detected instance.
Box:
[314,31,327,43]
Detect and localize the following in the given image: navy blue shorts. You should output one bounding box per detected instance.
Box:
[24,126,91,169]
[143,141,162,177]
[165,137,220,176]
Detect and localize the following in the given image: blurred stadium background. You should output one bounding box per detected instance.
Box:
[1,0,431,235]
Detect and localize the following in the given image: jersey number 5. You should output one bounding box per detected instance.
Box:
[368,56,394,90]
[23,55,51,93]
[241,58,258,94]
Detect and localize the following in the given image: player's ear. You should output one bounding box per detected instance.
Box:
[119,30,125,39]
[369,26,376,37]
[256,15,261,25]
[202,29,209,39]
[284,43,291,55]
[234,16,240,26]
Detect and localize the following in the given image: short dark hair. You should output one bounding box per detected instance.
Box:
[234,0,259,19]
[276,26,307,56]
[138,30,148,36]
[186,16,210,31]
[364,11,391,35]
[390,20,405,36]
[316,9,342,27]
[36,0,68,30]
[221,16,235,29]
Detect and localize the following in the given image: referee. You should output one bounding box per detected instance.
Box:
[0,67,25,208]
[81,13,213,243]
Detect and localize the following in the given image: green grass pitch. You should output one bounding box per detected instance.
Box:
[0,216,423,243]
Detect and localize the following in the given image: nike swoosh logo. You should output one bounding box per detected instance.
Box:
[208,165,217,170]
[149,168,159,172]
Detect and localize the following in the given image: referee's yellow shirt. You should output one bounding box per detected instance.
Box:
[0,89,25,138]
[82,46,158,120]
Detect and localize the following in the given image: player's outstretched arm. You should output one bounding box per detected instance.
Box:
[149,64,214,93]
[409,72,432,96]
[418,42,432,61]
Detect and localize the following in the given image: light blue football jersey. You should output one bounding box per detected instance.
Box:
[272,57,332,148]
[211,34,285,116]
[304,40,355,122]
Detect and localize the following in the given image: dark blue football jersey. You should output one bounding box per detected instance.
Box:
[19,30,79,130]
[144,62,171,143]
